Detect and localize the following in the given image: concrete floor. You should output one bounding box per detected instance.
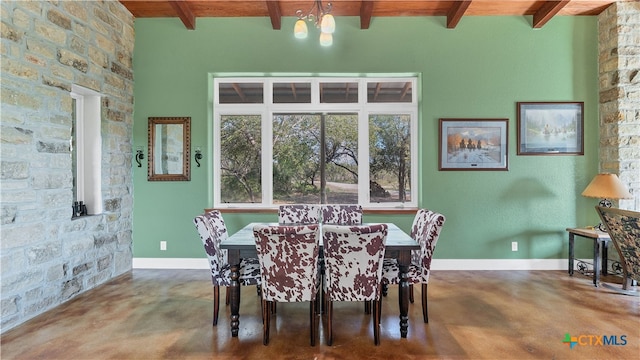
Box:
[1,269,638,359]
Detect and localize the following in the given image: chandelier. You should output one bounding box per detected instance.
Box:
[294,1,336,46]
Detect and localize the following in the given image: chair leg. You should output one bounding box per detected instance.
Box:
[422,283,428,323]
[409,284,414,303]
[382,283,388,297]
[364,300,371,314]
[315,286,322,315]
[327,300,333,346]
[310,300,316,346]
[213,286,220,326]
[374,300,380,346]
[262,299,271,345]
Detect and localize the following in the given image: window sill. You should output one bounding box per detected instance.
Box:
[206,207,418,215]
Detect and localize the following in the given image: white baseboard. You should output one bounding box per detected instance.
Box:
[132,258,582,271]
[133,258,210,269]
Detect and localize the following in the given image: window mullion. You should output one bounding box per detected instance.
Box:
[263,109,273,207]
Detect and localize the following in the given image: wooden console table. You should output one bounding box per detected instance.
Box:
[566,227,611,287]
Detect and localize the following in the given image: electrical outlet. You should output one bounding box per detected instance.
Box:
[511,241,518,252]
[160,241,167,251]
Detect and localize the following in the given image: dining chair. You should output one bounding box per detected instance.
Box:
[322,223,388,345]
[278,204,321,224]
[321,204,363,225]
[382,209,446,323]
[253,224,321,345]
[193,210,261,326]
[596,206,640,295]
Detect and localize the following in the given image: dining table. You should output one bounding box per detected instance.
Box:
[220,222,419,338]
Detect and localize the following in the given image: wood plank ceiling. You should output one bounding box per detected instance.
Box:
[119,0,624,30]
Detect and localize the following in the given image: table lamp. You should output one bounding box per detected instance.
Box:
[581,173,632,231]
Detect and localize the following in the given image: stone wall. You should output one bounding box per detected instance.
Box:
[1,1,134,332]
[598,1,640,211]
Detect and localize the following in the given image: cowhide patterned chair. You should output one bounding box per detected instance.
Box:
[321,204,363,225]
[193,211,261,326]
[278,204,321,224]
[596,206,640,295]
[322,223,388,345]
[382,209,446,323]
[253,224,320,346]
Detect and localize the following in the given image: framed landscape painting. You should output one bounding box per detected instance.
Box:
[517,102,584,155]
[438,119,509,171]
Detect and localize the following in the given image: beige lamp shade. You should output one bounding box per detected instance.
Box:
[581,173,632,199]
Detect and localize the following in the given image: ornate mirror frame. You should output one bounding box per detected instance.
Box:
[147,116,191,181]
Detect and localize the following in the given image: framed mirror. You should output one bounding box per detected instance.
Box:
[148,116,191,181]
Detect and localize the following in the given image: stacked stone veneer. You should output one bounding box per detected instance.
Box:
[598,2,640,211]
[1,1,134,332]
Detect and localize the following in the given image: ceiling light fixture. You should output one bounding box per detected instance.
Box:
[294,1,335,46]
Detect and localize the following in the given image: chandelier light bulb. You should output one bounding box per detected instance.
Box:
[294,1,335,46]
[320,14,335,34]
[294,19,308,39]
[319,32,333,47]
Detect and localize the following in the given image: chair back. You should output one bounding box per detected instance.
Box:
[193,211,228,280]
[253,224,320,302]
[322,224,388,301]
[411,209,446,274]
[321,204,363,225]
[596,206,640,282]
[278,204,321,224]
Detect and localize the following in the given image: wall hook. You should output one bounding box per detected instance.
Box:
[194,147,203,167]
[135,147,144,167]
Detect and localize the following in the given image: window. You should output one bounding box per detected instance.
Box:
[213,76,418,208]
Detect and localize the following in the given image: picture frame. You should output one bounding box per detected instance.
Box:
[438,118,509,171]
[517,102,584,155]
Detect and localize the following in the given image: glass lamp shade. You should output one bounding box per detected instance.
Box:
[320,14,335,34]
[294,19,308,39]
[319,32,333,46]
[581,173,632,200]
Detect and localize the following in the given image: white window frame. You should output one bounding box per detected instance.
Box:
[212,75,418,209]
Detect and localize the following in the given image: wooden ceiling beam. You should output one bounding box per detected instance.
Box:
[266,1,281,30]
[373,82,382,101]
[169,0,195,30]
[447,0,471,29]
[532,1,570,28]
[360,0,374,29]
[400,82,411,100]
[231,83,247,102]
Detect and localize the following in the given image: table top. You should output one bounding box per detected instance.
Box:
[221,222,419,250]
[566,227,611,239]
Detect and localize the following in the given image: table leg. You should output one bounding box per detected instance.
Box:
[397,262,410,338]
[229,263,241,337]
[593,239,600,287]
[568,233,575,276]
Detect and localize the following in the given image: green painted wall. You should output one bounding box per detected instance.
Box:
[132,16,599,260]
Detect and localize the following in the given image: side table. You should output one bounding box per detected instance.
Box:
[566,227,611,287]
